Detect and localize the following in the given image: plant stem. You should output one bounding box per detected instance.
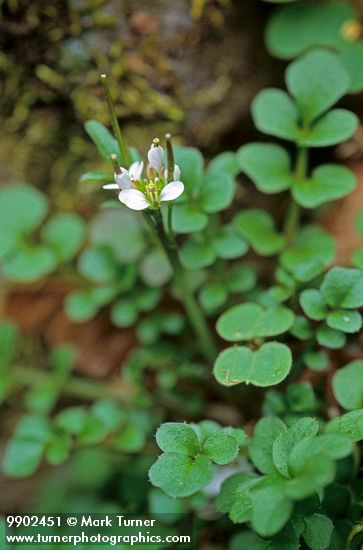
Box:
[100,73,130,167]
[148,210,217,363]
[283,146,308,246]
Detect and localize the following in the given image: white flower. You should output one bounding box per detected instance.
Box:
[102,141,184,211]
[147,144,164,172]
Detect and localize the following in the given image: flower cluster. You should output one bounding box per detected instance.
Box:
[103,140,184,211]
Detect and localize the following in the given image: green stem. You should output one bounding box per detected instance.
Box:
[283,146,308,246]
[148,210,217,363]
[100,74,130,167]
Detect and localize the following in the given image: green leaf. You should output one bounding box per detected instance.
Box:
[140,248,172,287]
[266,1,357,60]
[207,151,239,177]
[111,300,138,328]
[325,409,363,442]
[3,246,57,282]
[292,164,356,208]
[284,455,335,500]
[303,350,329,372]
[180,239,216,269]
[303,514,333,550]
[317,324,346,349]
[203,433,239,465]
[321,267,363,308]
[229,478,261,524]
[46,432,71,465]
[250,417,286,474]
[286,49,350,124]
[214,342,292,387]
[227,264,257,294]
[339,41,363,93]
[212,225,248,260]
[234,209,284,256]
[0,184,48,235]
[300,109,358,147]
[250,476,293,537]
[80,171,113,183]
[78,246,117,283]
[199,174,235,213]
[272,417,319,478]
[155,423,200,456]
[299,289,327,321]
[281,226,335,282]
[41,213,86,261]
[199,282,228,312]
[287,383,317,413]
[216,303,294,342]
[172,203,208,234]
[252,88,299,141]
[56,407,87,434]
[174,146,204,195]
[290,315,313,340]
[115,424,146,452]
[216,472,259,513]
[2,415,50,478]
[65,289,99,322]
[332,360,363,410]
[149,453,212,498]
[84,120,120,163]
[237,143,292,194]
[327,309,362,333]
[352,247,363,269]
[289,434,352,472]
[89,208,145,264]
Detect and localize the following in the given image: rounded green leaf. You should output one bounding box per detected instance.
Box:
[199,282,228,312]
[292,164,356,208]
[299,289,327,321]
[172,203,208,234]
[0,184,48,234]
[3,246,57,282]
[303,513,333,550]
[156,423,200,456]
[180,239,216,270]
[249,417,286,474]
[203,433,239,465]
[214,342,292,387]
[250,477,293,537]
[303,350,329,372]
[89,209,145,264]
[286,49,350,124]
[281,226,335,282]
[227,264,257,294]
[78,246,117,283]
[173,146,204,195]
[42,213,86,261]
[338,41,363,93]
[111,300,138,328]
[327,309,362,333]
[317,324,346,349]
[216,303,294,342]
[321,267,363,308]
[65,290,99,322]
[212,225,248,260]
[325,410,363,442]
[252,88,299,141]
[149,453,213,498]
[332,360,363,410]
[199,174,235,213]
[234,209,284,256]
[237,143,292,194]
[139,248,172,287]
[300,109,358,147]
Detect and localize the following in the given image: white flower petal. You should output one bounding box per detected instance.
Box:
[160,181,184,202]
[129,161,144,181]
[115,169,132,190]
[118,189,150,210]
[164,164,181,182]
[103,183,119,189]
[147,145,164,172]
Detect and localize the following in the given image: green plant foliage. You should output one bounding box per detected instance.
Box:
[266,0,363,92]
[332,361,363,410]
[233,209,284,255]
[214,342,292,387]
[149,422,246,497]
[216,303,294,341]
